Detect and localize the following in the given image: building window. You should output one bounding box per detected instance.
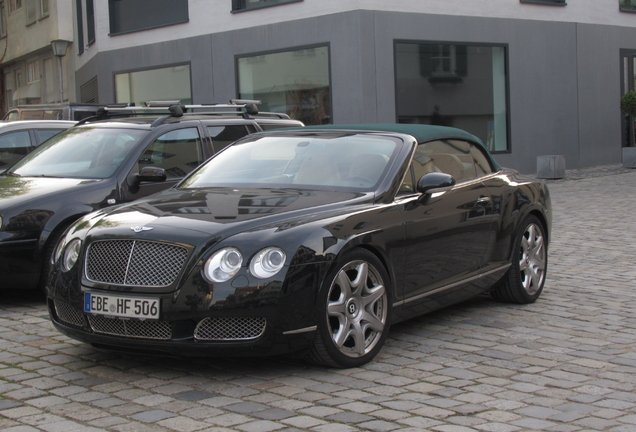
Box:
[620,0,636,12]
[395,41,510,153]
[232,0,302,12]
[26,60,39,83]
[108,0,188,35]
[86,0,94,44]
[237,45,331,125]
[40,0,48,16]
[14,69,23,89]
[26,0,36,23]
[76,0,84,54]
[519,0,566,4]
[0,2,7,38]
[115,64,192,106]
[9,0,21,13]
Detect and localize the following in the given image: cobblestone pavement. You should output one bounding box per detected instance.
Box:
[2,166,636,432]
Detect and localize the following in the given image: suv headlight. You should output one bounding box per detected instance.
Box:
[204,247,243,283]
[250,247,286,279]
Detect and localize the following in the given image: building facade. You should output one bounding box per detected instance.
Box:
[0,0,74,107]
[9,0,636,173]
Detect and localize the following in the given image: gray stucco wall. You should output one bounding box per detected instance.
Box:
[75,10,633,174]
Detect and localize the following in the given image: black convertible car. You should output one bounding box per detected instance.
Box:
[47,124,551,368]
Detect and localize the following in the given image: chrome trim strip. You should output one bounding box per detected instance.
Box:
[393,263,511,308]
[283,325,317,335]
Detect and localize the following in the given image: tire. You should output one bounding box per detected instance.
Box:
[306,249,391,368]
[491,215,547,304]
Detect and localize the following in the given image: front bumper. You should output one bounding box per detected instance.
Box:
[47,261,327,357]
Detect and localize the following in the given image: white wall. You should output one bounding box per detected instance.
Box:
[78,0,635,67]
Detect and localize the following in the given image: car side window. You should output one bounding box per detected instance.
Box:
[471,144,494,176]
[0,131,32,168]
[138,128,203,180]
[34,129,66,145]
[207,125,251,154]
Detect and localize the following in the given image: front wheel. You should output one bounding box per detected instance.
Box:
[491,215,547,304]
[306,249,391,368]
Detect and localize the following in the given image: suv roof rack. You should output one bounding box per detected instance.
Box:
[75,99,291,126]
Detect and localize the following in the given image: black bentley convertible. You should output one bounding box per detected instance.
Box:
[47,124,551,368]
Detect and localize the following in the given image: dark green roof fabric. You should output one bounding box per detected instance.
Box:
[296,123,501,170]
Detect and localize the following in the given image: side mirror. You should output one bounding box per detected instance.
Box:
[136,166,167,183]
[416,172,456,195]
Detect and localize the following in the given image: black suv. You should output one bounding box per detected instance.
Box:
[0,102,303,291]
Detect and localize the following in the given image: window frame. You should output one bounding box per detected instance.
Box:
[26,59,39,83]
[113,63,193,106]
[520,0,566,5]
[76,0,84,55]
[620,0,636,12]
[394,39,512,155]
[9,0,21,13]
[231,0,302,13]
[25,0,36,24]
[0,1,7,38]
[108,0,189,36]
[235,43,333,126]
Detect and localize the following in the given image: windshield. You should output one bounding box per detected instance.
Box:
[180,134,401,190]
[8,126,147,179]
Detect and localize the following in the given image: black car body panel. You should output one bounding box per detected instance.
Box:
[47,125,552,365]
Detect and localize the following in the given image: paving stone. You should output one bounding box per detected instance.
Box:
[131,409,178,423]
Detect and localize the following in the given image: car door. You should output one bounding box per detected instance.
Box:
[120,125,208,202]
[397,139,496,303]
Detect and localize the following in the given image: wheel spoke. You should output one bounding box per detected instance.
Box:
[360,308,385,333]
[333,317,352,347]
[350,321,366,355]
[350,262,368,292]
[335,270,353,299]
[362,284,385,308]
[327,300,347,317]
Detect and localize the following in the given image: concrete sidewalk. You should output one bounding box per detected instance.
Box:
[1,167,636,432]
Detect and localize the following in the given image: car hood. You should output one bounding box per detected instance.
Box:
[0,176,103,208]
[83,187,373,243]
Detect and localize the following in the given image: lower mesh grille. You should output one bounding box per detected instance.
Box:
[88,315,171,340]
[55,302,85,327]
[194,316,266,341]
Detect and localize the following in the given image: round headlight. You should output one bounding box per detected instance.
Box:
[250,247,286,279]
[61,239,82,272]
[204,247,243,283]
[52,237,67,264]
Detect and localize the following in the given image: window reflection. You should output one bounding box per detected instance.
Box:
[237,46,331,125]
[396,42,509,152]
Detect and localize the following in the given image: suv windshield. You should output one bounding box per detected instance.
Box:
[8,127,147,179]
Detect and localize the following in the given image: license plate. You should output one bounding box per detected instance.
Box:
[84,292,160,320]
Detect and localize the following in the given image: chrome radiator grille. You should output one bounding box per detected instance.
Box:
[85,240,188,287]
[194,316,266,341]
[54,301,85,327]
[88,315,172,340]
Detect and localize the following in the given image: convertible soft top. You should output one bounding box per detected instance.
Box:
[283,123,501,170]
